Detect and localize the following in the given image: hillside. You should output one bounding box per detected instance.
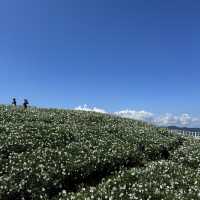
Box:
[0,105,200,200]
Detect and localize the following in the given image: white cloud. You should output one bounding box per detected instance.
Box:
[179,114,191,126]
[155,113,200,127]
[154,113,179,126]
[114,110,154,122]
[74,105,200,127]
[74,104,107,113]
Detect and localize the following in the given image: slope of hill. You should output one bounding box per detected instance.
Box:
[0,105,200,200]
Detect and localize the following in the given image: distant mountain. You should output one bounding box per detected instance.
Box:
[168,126,200,132]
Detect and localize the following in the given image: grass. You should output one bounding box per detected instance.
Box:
[0,105,199,200]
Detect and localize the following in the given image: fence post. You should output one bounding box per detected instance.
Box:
[167,129,200,139]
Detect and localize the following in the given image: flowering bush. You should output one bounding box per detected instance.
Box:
[0,105,194,200]
[171,138,200,169]
[58,161,200,200]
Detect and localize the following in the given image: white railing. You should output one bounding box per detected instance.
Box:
[168,129,200,138]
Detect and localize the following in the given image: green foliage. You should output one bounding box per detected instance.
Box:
[58,161,200,200]
[0,105,198,200]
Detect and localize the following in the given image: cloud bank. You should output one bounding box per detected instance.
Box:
[114,110,154,122]
[74,104,107,114]
[75,105,200,127]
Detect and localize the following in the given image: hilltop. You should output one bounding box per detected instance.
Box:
[0,105,200,200]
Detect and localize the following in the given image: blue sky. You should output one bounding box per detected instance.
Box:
[0,0,200,122]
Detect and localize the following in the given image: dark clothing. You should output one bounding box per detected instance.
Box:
[12,99,17,106]
[23,103,28,109]
[23,99,29,109]
[24,99,29,104]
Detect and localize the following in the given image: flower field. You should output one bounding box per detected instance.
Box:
[0,105,199,199]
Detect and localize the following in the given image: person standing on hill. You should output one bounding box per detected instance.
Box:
[12,98,17,106]
[23,99,29,109]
